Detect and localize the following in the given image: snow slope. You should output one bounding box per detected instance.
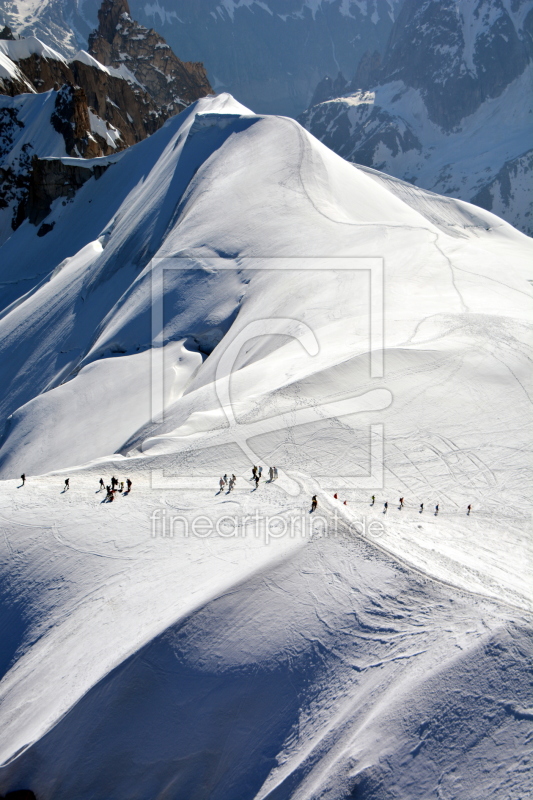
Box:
[0,94,531,799]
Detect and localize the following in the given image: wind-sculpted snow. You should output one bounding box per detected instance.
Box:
[0,94,531,799]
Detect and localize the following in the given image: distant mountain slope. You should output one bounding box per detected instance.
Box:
[0,0,404,116]
[300,0,533,234]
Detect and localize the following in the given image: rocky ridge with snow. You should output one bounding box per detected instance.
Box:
[0,1,213,241]
[300,0,533,234]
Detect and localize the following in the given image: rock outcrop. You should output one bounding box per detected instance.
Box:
[0,42,168,148]
[27,155,113,228]
[88,0,213,116]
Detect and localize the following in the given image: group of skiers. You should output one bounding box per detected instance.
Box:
[100,475,132,502]
[19,473,133,501]
[219,474,237,492]
[218,465,279,493]
[360,495,472,515]
[18,470,473,517]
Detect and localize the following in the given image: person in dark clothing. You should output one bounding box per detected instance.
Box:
[126,479,132,492]
[64,478,69,491]
[399,497,404,508]
[467,504,472,515]
[99,478,105,491]
[371,495,375,505]
[384,501,388,513]
[311,495,318,512]
[435,504,439,515]
[420,503,424,512]
[20,474,26,486]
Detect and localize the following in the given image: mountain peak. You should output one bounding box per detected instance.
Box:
[88,0,213,116]
[94,0,132,43]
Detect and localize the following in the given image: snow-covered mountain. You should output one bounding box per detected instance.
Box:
[0,0,404,116]
[0,94,531,799]
[300,0,533,235]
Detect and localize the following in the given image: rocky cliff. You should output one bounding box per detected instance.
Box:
[88,0,213,117]
[0,38,173,149]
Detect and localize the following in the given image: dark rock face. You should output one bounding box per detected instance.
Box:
[88,0,213,117]
[26,156,112,227]
[351,50,382,91]
[0,0,214,239]
[0,26,16,40]
[1,51,166,147]
[310,72,349,107]
[471,149,533,232]
[0,111,32,230]
[69,58,163,144]
[50,84,95,157]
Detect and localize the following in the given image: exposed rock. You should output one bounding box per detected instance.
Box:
[69,58,164,144]
[26,156,112,227]
[0,26,16,41]
[0,49,162,140]
[0,0,214,240]
[310,72,349,107]
[350,50,382,92]
[88,0,213,116]
[471,149,533,236]
[51,84,98,157]
[8,51,72,93]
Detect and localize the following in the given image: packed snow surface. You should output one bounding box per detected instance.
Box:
[0,94,531,799]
